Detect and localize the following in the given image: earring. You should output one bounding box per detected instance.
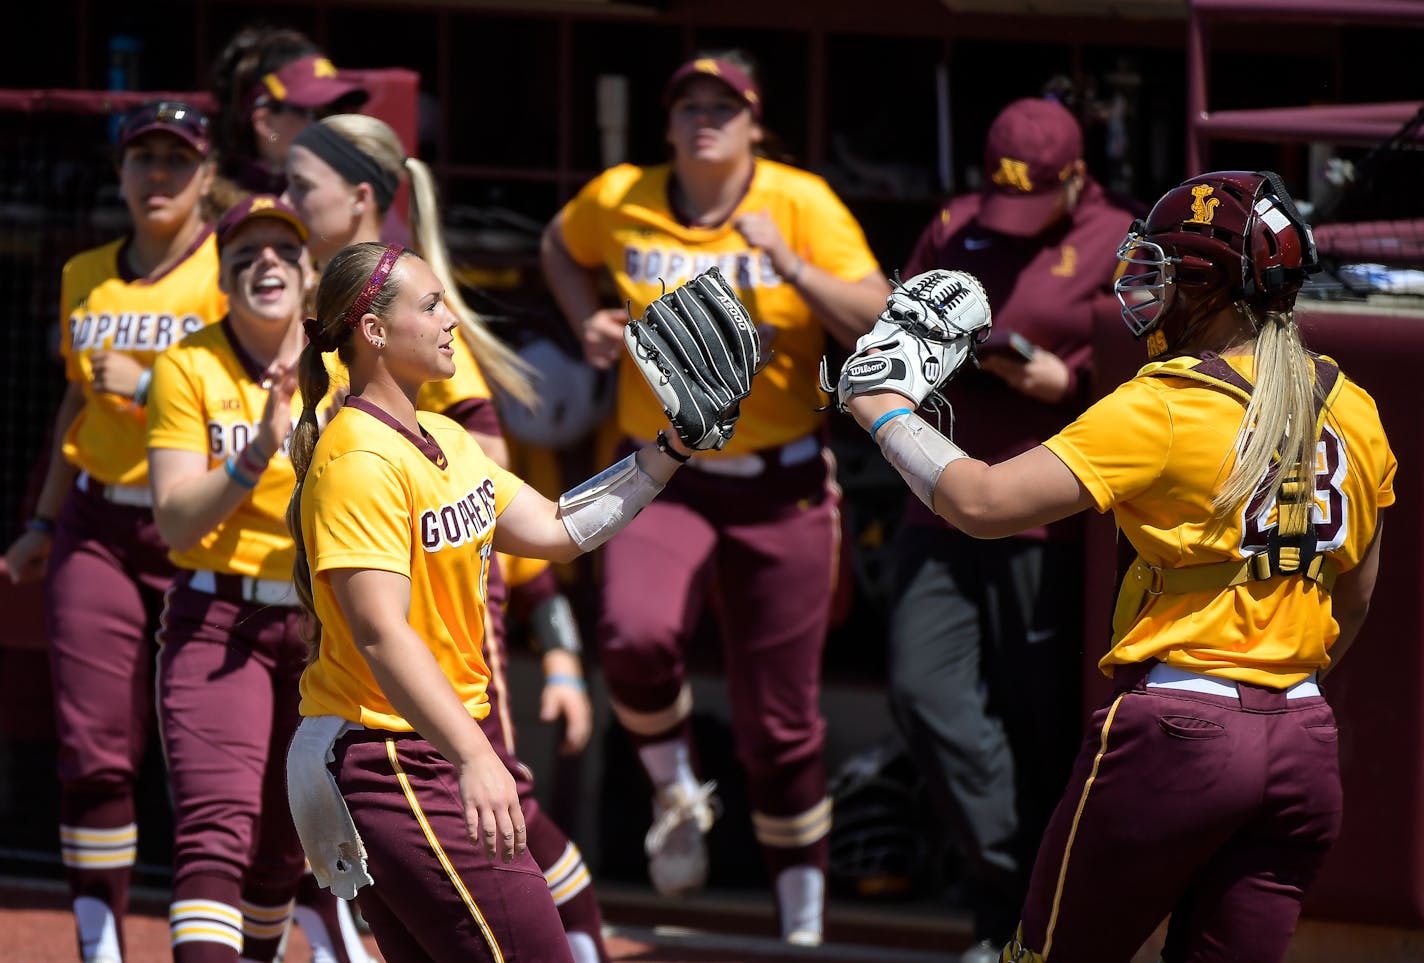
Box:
[353,203,364,216]
[269,132,279,143]
[371,337,386,348]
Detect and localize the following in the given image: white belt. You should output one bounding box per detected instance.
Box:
[77,471,152,508]
[188,569,298,607]
[1145,663,1321,700]
[687,434,819,478]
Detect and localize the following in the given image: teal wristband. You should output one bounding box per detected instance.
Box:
[544,673,587,692]
[225,455,258,489]
[870,407,912,439]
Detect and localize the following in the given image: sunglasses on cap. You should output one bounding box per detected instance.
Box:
[117,100,212,151]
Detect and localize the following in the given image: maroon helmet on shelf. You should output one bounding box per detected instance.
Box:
[1114,170,1320,344]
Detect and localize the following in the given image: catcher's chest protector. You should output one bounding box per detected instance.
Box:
[1109,352,1344,644]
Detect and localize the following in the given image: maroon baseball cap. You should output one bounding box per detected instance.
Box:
[249,54,368,112]
[117,100,212,156]
[978,98,1083,237]
[216,194,309,250]
[663,57,762,120]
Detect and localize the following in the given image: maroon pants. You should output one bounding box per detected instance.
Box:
[45,480,174,945]
[598,443,838,871]
[331,728,573,963]
[1012,664,1342,963]
[481,560,609,961]
[157,581,310,961]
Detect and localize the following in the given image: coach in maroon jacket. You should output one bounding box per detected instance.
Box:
[885,96,1143,956]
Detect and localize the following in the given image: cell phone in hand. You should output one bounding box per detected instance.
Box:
[1008,332,1037,361]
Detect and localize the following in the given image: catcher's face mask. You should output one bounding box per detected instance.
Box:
[1113,225,1181,339]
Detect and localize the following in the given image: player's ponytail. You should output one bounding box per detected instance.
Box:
[315,114,536,407]
[286,241,400,662]
[1212,304,1320,516]
[403,155,536,406]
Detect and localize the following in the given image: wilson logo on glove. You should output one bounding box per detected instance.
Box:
[849,358,891,378]
[820,268,992,415]
[623,267,761,451]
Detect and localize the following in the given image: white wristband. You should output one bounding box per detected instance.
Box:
[557,453,665,552]
[133,367,153,406]
[876,411,967,510]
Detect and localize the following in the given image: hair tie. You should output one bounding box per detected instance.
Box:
[342,244,406,330]
[302,316,336,352]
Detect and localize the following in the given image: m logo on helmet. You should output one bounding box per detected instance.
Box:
[1187,185,1220,225]
[992,158,1034,194]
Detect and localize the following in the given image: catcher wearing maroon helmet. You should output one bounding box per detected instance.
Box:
[831,171,1394,962]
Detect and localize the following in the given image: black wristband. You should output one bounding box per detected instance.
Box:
[656,429,692,464]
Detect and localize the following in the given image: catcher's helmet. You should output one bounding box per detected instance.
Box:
[1114,170,1320,341]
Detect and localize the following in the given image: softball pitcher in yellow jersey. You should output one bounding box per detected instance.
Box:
[284,242,692,962]
[285,113,609,961]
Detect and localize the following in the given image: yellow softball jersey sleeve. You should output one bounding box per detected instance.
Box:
[559,160,882,455]
[147,322,329,580]
[1045,356,1396,686]
[59,232,227,486]
[297,405,525,730]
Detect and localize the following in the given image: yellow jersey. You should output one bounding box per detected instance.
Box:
[60,231,227,486]
[147,320,326,579]
[1044,353,1396,686]
[297,401,524,730]
[558,159,881,455]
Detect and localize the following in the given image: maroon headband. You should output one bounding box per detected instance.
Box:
[343,244,406,329]
[302,244,406,353]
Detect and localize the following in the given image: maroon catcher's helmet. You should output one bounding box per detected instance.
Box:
[1114,170,1319,344]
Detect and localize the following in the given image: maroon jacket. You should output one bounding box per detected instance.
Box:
[902,179,1145,539]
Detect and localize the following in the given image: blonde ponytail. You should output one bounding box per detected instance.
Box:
[404,156,536,407]
[1213,306,1321,517]
[315,114,536,407]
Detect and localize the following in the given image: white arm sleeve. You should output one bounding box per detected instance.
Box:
[557,453,666,552]
[876,411,967,510]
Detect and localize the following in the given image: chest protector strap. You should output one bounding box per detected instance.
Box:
[1109,353,1344,644]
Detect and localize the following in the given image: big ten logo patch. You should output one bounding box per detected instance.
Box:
[624,246,783,290]
[420,479,499,552]
[206,418,292,459]
[70,313,204,352]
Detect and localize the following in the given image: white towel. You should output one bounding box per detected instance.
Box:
[287,715,374,900]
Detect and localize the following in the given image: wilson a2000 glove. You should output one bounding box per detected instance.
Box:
[820,269,992,412]
[623,267,761,451]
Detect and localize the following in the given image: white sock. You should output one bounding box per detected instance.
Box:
[335,897,373,963]
[775,865,824,942]
[638,739,698,795]
[566,930,600,963]
[74,895,121,962]
[291,904,337,963]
